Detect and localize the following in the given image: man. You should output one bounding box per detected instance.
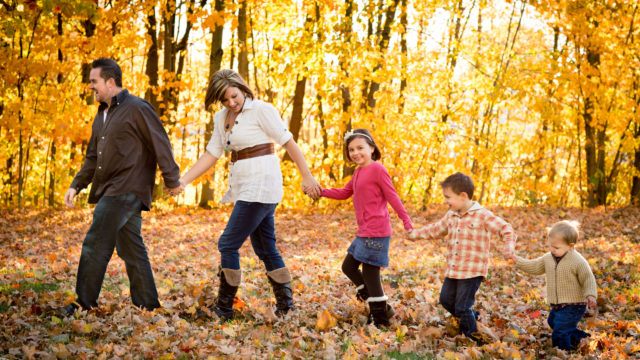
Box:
[63,58,181,315]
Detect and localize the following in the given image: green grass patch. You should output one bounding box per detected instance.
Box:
[0,281,59,294]
[0,302,9,312]
[384,350,435,360]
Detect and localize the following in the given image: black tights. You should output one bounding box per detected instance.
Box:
[341,254,384,298]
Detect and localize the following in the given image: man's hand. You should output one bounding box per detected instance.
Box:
[64,188,77,208]
[166,184,183,196]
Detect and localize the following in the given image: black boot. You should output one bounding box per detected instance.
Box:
[367,298,394,327]
[355,284,369,302]
[214,268,240,321]
[267,268,294,316]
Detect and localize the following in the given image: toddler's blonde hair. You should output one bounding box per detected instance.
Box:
[548,220,580,245]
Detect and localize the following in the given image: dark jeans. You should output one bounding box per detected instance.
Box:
[75,193,159,310]
[218,201,285,271]
[439,276,483,337]
[548,305,589,350]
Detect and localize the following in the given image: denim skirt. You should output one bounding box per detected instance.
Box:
[347,236,391,267]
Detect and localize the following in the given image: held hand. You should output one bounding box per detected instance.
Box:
[179,179,187,193]
[305,191,319,201]
[165,181,184,196]
[407,229,419,241]
[64,188,77,208]
[302,176,321,200]
[586,295,598,317]
[405,229,415,240]
[506,243,517,261]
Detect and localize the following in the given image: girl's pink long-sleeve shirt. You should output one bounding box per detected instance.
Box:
[321,162,413,237]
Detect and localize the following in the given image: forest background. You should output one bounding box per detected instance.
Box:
[2,0,640,210]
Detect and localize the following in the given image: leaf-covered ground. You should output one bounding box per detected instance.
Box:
[1,206,639,359]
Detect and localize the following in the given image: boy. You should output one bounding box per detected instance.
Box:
[410,172,516,341]
[510,220,597,351]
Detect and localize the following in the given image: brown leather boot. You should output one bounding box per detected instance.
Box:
[266,267,294,316]
[214,268,241,321]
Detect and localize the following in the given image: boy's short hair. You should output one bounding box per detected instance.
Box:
[548,220,580,245]
[441,172,474,199]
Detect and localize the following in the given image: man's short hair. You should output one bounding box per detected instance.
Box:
[91,58,122,87]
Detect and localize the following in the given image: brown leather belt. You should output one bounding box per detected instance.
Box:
[230,143,274,163]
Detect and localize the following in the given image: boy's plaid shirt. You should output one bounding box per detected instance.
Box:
[414,202,516,279]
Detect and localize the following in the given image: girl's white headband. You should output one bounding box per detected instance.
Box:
[344,130,373,143]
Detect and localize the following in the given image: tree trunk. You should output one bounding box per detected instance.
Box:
[145,8,159,111]
[49,13,64,207]
[18,115,23,208]
[583,47,605,207]
[237,0,249,82]
[399,0,407,111]
[159,0,205,125]
[283,76,307,162]
[340,0,354,177]
[160,1,177,123]
[81,16,96,106]
[199,0,225,209]
[442,0,468,123]
[283,3,315,162]
[16,10,43,208]
[631,74,640,206]
[632,131,640,205]
[363,0,400,110]
[248,10,260,96]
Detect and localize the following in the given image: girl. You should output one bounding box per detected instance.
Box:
[320,129,413,327]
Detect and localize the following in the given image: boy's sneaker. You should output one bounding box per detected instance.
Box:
[467,332,488,346]
[60,303,78,317]
[445,317,460,336]
[474,322,499,343]
[577,337,591,355]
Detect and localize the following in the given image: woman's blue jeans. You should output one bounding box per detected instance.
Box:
[218,201,285,271]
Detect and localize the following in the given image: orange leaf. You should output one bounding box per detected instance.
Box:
[233,297,246,310]
[528,309,542,319]
[315,309,337,331]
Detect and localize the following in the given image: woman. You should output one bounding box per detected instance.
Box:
[180,69,321,320]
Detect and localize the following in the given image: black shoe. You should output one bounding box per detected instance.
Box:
[267,276,294,316]
[367,300,393,327]
[214,269,239,321]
